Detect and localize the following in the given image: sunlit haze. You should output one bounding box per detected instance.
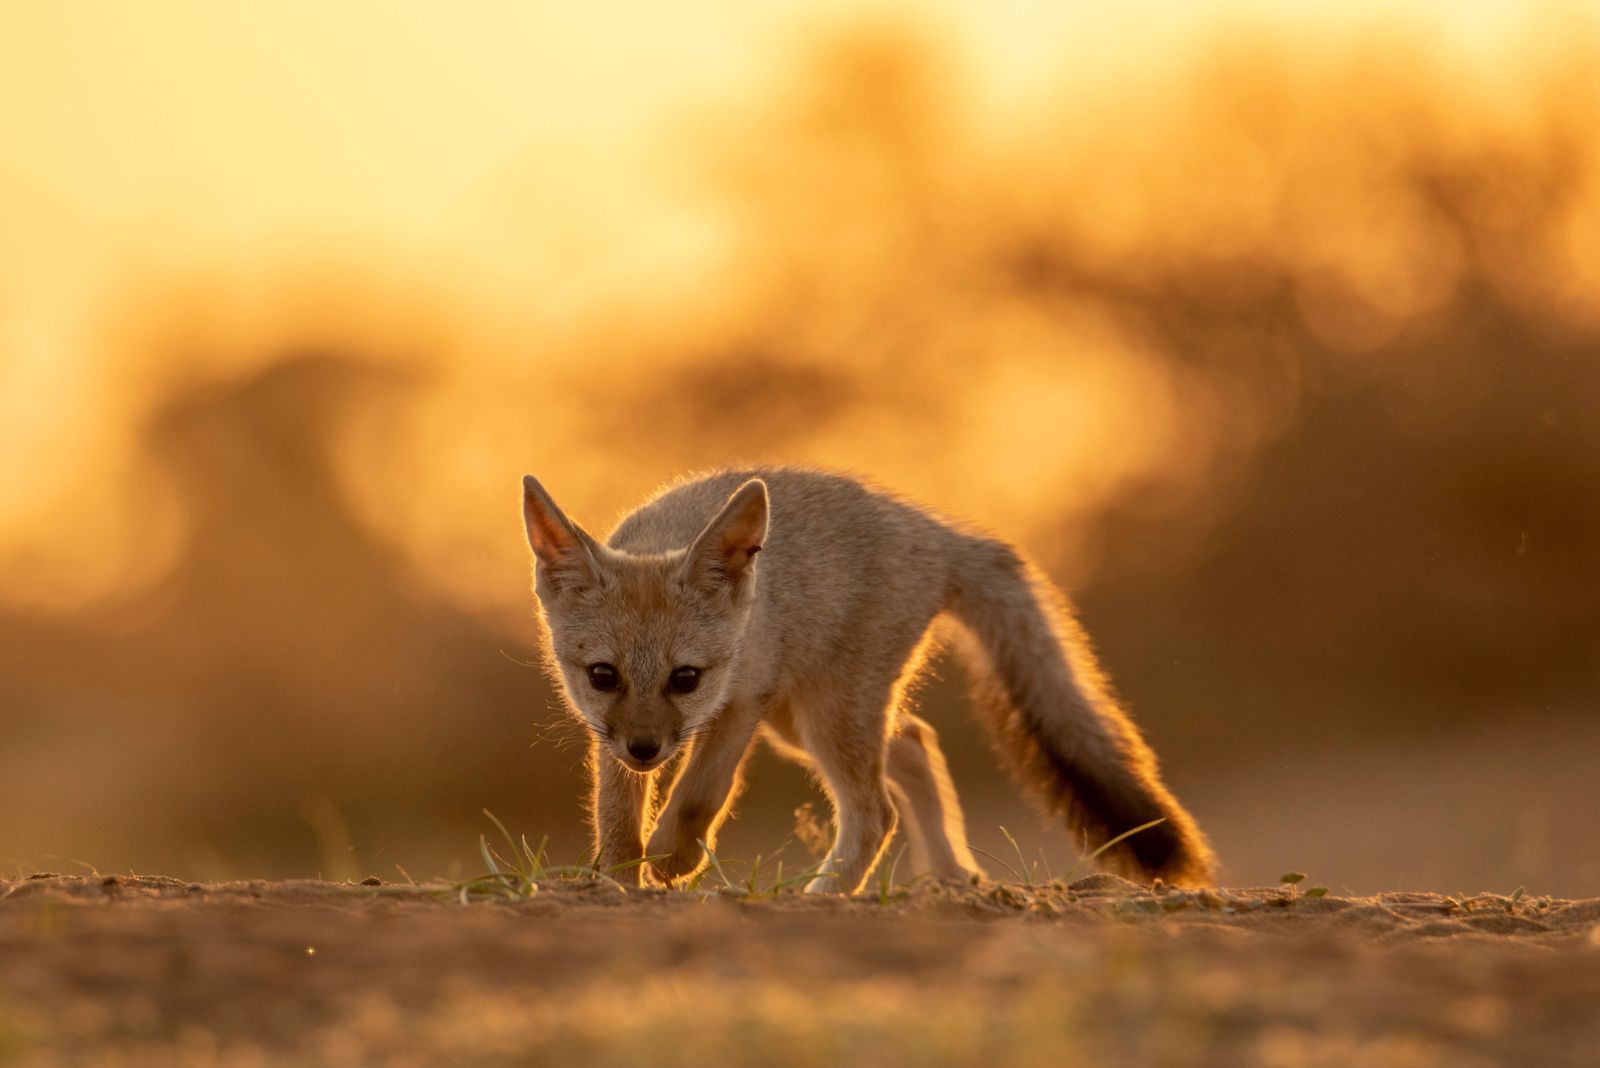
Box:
[2,0,1598,896]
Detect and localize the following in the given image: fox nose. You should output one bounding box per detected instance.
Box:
[626,736,661,762]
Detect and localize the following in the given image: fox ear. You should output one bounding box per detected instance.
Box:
[522,475,599,590]
[684,478,768,593]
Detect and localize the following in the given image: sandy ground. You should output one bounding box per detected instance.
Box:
[3,872,1599,1066]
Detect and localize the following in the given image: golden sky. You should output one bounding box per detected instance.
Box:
[0,0,1558,613]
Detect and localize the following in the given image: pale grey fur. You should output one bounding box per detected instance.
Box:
[523,467,1216,893]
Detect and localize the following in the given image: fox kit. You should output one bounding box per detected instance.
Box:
[521,468,1215,893]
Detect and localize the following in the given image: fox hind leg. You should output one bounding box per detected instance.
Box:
[798,691,900,895]
[885,713,983,883]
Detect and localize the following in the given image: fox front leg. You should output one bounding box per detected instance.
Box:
[646,701,763,885]
[591,742,653,885]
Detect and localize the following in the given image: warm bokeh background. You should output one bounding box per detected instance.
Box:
[3,1,1597,893]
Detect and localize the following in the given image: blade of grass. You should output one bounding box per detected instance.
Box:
[1061,817,1169,883]
[478,835,508,884]
[603,854,670,876]
[522,834,549,876]
[970,846,1024,883]
[522,865,629,892]
[766,862,837,895]
[481,810,528,879]
[699,839,736,892]
[998,827,1031,886]
[877,843,908,904]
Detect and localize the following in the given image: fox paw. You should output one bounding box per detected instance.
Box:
[645,828,706,885]
[595,856,644,887]
[804,873,844,895]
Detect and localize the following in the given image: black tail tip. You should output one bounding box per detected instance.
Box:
[1120,819,1216,887]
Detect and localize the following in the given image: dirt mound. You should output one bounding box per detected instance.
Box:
[3,874,1598,1065]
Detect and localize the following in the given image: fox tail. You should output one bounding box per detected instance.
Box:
[944,535,1216,886]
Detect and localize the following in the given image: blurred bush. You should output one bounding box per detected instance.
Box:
[1,8,1597,889]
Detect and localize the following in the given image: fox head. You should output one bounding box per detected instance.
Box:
[520,475,768,772]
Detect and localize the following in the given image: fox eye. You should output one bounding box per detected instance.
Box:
[668,666,701,695]
[587,663,620,692]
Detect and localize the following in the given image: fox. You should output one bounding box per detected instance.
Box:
[521,467,1215,893]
